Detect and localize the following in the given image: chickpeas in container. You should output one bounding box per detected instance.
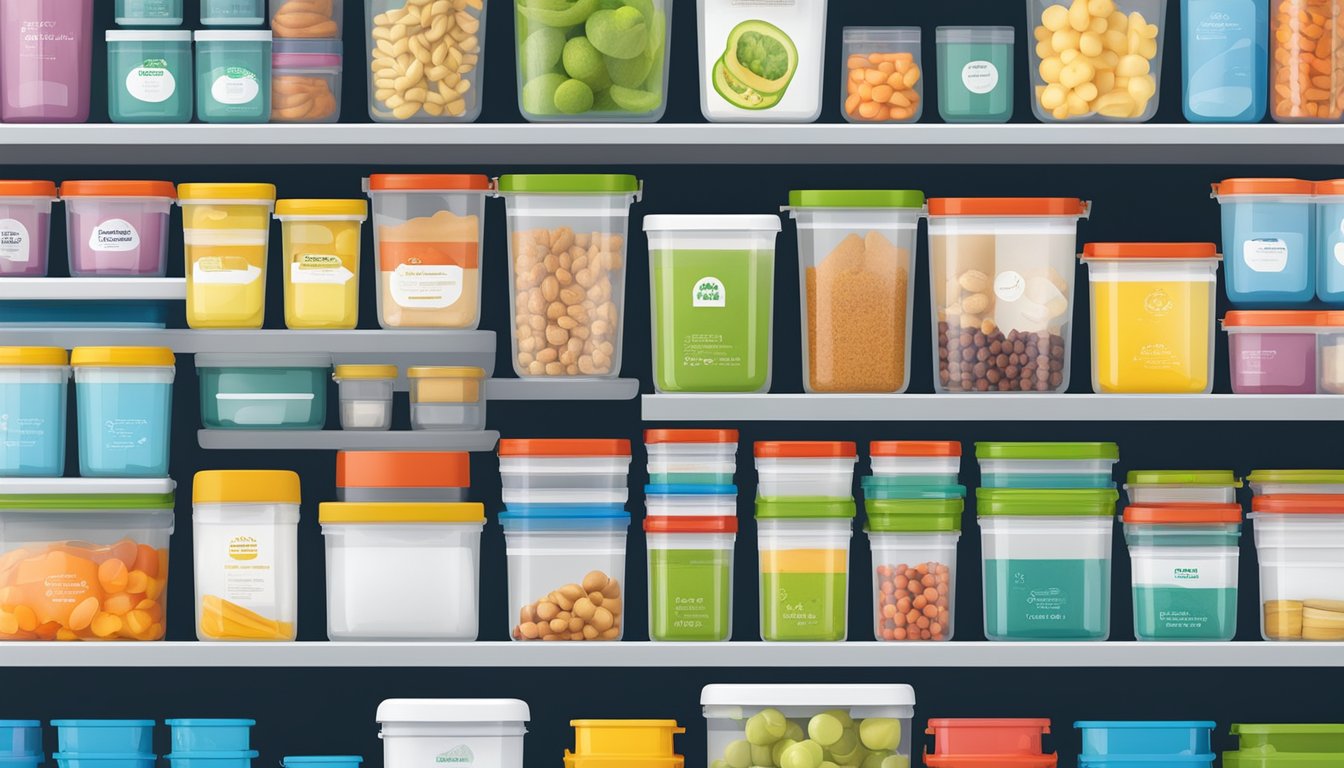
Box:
[1029,0,1165,122]
[365,0,485,121]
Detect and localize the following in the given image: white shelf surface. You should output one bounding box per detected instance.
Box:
[0,277,185,301]
[197,429,500,451]
[486,378,641,401]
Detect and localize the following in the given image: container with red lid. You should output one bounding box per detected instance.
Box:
[924,718,1057,768]
[869,440,961,485]
[645,429,738,486]
[59,181,176,277]
[926,198,1089,393]
[1316,179,1344,304]
[754,441,858,499]
[0,181,58,277]
[1122,503,1242,641]
[645,514,737,642]
[1212,178,1315,306]
[498,439,632,510]
[336,450,471,502]
[1248,494,1344,641]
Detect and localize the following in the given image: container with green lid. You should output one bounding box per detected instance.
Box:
[1224,724,1344,768]
[1125,470,1243,504]
[755,497,854,642]
[866,497,962,642]
[976,442,1120,489]
[1247,469,1344,496]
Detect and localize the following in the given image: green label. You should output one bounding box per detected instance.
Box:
[984,558,1110,639]
[649,548,732,641]
[759,571,847,641]
[1133,586,1237,640]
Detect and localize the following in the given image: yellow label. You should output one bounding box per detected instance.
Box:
[761,549,848,574]
[228,535,258,561]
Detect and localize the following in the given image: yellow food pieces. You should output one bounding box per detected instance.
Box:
[199,595,296,641]
[1035,0,1160,119]
[1266,598,1344,640]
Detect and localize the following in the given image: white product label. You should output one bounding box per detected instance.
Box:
[962,60,1000,94]
[0,218,30,263]
[90,219,140,252]
[1335,241,1344,267]
[211,68,260,105]
[692,276,726,307]
[224,530,276,607]
[1243,238,1289,273]
[193,259,262,285]
[127,59,176,103]
[390,263,463,309]
[291,254,353,285]
[993,270,1026,302]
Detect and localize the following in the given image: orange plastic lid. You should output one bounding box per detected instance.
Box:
[928,198,1087,216]
[1123,503,1243,524]
[1082,243,1218,260]
[0,180,57,197]
[924,756,1057,768]
[367,174,491,191]
[754,441,857,458]
[498,439,631,457]
[871,441,962,457]
[644,515,739,533]
[336,451,470,488]
[645,429,739,444]
[1214,178,1314,196]
[60,180,176,198]
[1224,310,1331,327]
[1252,494,1344,514]
[1316,180,1344,196]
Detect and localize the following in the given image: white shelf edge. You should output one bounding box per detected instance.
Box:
[0,328,495,354]
[197,429,501,451]
[0,277,185,301]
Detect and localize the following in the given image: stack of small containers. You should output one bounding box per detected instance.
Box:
[924,718,1057,768]
[562,720,685,768]
[51,720,158,768]
[164,720,258,768]
[1075,721,1215,768]
[0,721,42,768]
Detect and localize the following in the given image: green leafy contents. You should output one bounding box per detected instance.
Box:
[735,29,790,81]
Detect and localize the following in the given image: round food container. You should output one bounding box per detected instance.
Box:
[0,0,93,123]
[166,720,254,752]
[365,174,492,330]
[645,214,779,393]
[1248,469,1344,496]
[925,719,1056,768]
[337,450,470,502]
[0,347,69,478]
[976,442,1119,489]
[498,439,632,509]
[408,366,485,431]
[697,0,830,122]
[866,497,961,642]
[332,365,396,431]
[1180,0,1268,123]
[270,0,340,39]
[1123,503,1242,641]
[178,183,278,329]
[60,181,175,278]
[1223,310,1329,394]
[105,31,194,123]
[928,198,1089,393]
[71,347,175,478]
[936,26,1015,123]
[275,199,367,330]
[498,174,641,379]
[201,0,265,25]
[786,190,923,394]
[644,484,737,518]
[1316,180,1344,304]
[195,352,331,431]
[194,31,272,123]
[365,0,485,121]
[645,428,738,485]
[0,181,57,277]
[756,498,855,641]
[1213,179,1314,305]
[116,0,185,26]
[841,27,923,123]
[870,440,962,485]
[977,488,1119,641]
[645,514,736,642]
[1124,470,1242,504]
[755,441,858,499]
[1250,494,1344,641]
[377,699,528,768]
[271,40,342,122]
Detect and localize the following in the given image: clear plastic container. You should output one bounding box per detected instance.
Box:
[195,352,331,430]
[194,31,273,123]
[337,450,470,502]
[0,0,93,123]
[1271,0,1343,122]
[698,0,829,122]
[842,28,922,122]
[271,0,341,38]
[644,485,737,518]
[925,719,1057,768]
[0,347,68,477]
[1223,310,1340,393]
[936,27,1015,122]
[870,441,962,485]
[365,174,492,330]
[1212,179,1315,305]
[332,365,396,431]
[1248,469,1344,496]
[72,347,175,478]
[1028,0,1165,122]
[0,181,57,277]
[1224,724,1344,768]
[644,428,738,485]
[0,478,174,641]
[271,39,342,122]
[498,439,632,509]
[106,31,194,124]
[378,699,529,768]
[977,488,1119,641]
[116,0,185,25]
[55,722,155,752]
[756,499,855,641]
[1082,242,1222,394]
[1123,503,1242,641]
[201,0,265,25]
[1181,0,1268,122]
[786,190,923,394]
[755,441,858,499]
[645,515,736,641]
[1250,495,1344,641]
[1076,721,1215,758]
[365,0,485,122]
[867,497,961,642]
[178,183,278,329]
[499,175,640,379]
[976,442,1119,489]
[167,720,254,752]
[320,502,485,640]
[645,214,779,393]
[408,366,485,431]
[515,0,670,121]
[928,198,1089,393]
[1124,470,1242,504]
[60,181,175,277]
[276,199,367,329]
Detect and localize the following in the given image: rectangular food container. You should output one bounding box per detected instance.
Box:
[106,31,194,123]
[1180,0,1268,122]
[926,718,1053,762]
[1270,0,1344,122]
[365,0,485,121]
[1124,470,1242,503]
[72,347,175,478]
[201,0,265,25]
[116,0,185,26]
[1317,180,1344,304]
[0,301,168,329]
[332,365,395,431]
[167,720,255,752]
[756,498,854,641]
[0,0,93,123]
[55,756,155,768]
[336,450,470,502]
[1224,311,1330,393]
[1213,179,1315,305]
[194,32,272,123]
[569,720,684,758]
[698,0,829,122]
[645,514,736,642]
[179,183,278,330]
[645,429,737,485]
[755,441,858,499]
[0,181,57,276]
[644,484,737,518]
[54,722,154,753]
[195,353,331,431]
[270,0,340,38]
[976,442,1119,489]
[867,497,961,642]
[498,439,631,510]
[0,347,69,477]
[408,366,486,431]
[1076,720,1215,757]
[1249,494,1344,641]
[870,441,962,486]
[165,752,257,768]
[276,199,366,329]
[60,181,175,277]
[271,40,342,123]
[0,721,41,756]
[1248,469,1344,496]
[936,27,1015,122]
[1224,724,1344,768]
[1123,503,1242,641]
[377,699,528,768]
[842,28,923,122]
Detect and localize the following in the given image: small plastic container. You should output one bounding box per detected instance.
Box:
[72,347,175,478]
[1076,721,1215,759]
[500,508,630,641]
[195,352,331,431]
[1316,180,1344,304]
[1271,0,1344,122]
[0,347,69,477]
[1248,469,1344,496]
[192,470,301,642]
[567,720,684,763]
[644,485,738,518]
[1124,470,1242,504]
[365,0,485,121]
[1250,494,1344,641]
[498,175,641,379]
[60,181,175,277]
[282,759,361,768]
[924,718,1056,768]
[178,183,278,330]
[0,0,93,123]
[0,300,168,328]
[332,365,395,431]
[645,214,780,393]
[936,27,1014,123]
[275,199,366,330]
[1224,724,1344,768]
[320,501,486,640]
[977,488,1119,641]
[106,32,194,124]
[976,442,1119,489]
[867,497,961,642]
[165,752,258,768]
[271,40,342,123]
[1082,243,1222,394]
[645,515,736,642]
[377,700,529,768]
[1180,0,1268,122]
[1212,179,1315,305]
[702,684,916,768]
[756,498,854,641]
[1223,310,1326,393]
[841,28,923,122]
[336,450,470,503]
[1,756,41,768]
[0,181,57,277]
[498,439,632,509]
[754,441,858,499]
[0,721,41,756]
[270,0,341,39]
[408,366,486,432]
[870,441,962,486]
[645,429,738,485]
[201,0,265,26]
[167,721,254,752]
[697,0,829,122]
[194,31,273,123]
[54,723,154,753]
[116,0,185,26]
[1124,503,1242,641]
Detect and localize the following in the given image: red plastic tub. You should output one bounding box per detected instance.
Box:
[925,718,1057,768]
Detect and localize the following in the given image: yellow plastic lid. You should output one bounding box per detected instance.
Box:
[333,364,398,380]
[318,502,486,523]
[193,470,301,504]
[407,366,487,379]
[178,183,277,202]
[0,347,68,366]
[275,199,368,217]
[70,346,175,367]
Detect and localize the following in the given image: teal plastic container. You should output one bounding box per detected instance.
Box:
[195,352,331,430]
[977,442,1120,490]
[1124,503,1242,641]
[107,31,193,124]
[935,26,1014,123]
[166,720,255,752]
[201,0,265,26]
[194,31,272,123]
[115,0,185,25]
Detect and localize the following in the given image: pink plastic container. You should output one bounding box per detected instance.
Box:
[59,181,176,277]
[1223,310,1330,394]
[0,0,94,123]
[0,180,57,276]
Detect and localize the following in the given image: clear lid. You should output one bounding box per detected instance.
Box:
[844,26,921,45]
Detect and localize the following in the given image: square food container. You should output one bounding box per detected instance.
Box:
[1247,469,1344,496]
[1180,0,1268,123]
[866,497,961,641]
[0,347,69,478]
[408,366,486,431]
[0,721,41,756]
[336,450,470,503]
[756,498,854,641]
[1213,179,1315,305]
[59,181,175,277]
[365,0,485,121]
[698,0,829,122]
[55,755,156,768]
[0,181,57,276]
[54,722,155,753]
[1223,311,1339,394]
[165,752,258,768]
[644,484,737,518]
[1249,494,1344,641]
[644,429,738,485]
[645,515,736,642]
[498,439,632,510]
[271,40,343,123]
[842,28,923,122]
[72,347,175,478]
[1124,470,1242,504]
[275,199,366,329]
[1123,503,1242,641]
[195,352,331,431]
[194,31,272,123]
[178,183,278,330]
[332,365,395,431]
[1076,720,1215,758]
[870,441,962,486]
[925,718,1053,762]
[976,442,1119,489]
[1224,724,1344,768]
[116,0,185,26]
[201,0,265,25]
[106,32,194,124]
[755,441,858,499]
[166,720,255,752]
[377,699,528,768]
[936,27,1015,122]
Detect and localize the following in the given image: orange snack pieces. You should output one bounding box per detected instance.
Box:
[875,561,951,641]
[271,0,339,38]
[845,52,922,122]
[272,76,339,122]
[199,595,295,640]
[1272,0,1344,120]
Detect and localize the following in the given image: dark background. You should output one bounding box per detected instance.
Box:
[7,1,1344,767]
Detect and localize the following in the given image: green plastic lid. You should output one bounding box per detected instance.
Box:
[976,442,1120,460]
[1232,724,1344,736]
[0,493,175,510]
[1247,470,1344,484]
[865,498,964,532]
[787,190,926,208]
[496,174,640,194]
[976,488,1119,517]
[1224,756,1344,768]
[756,498,857,520]
[1127,470,1243,487]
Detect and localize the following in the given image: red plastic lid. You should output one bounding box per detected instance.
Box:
[927,719,1052,730]
[643,515,739,533]
[645,429,739,444]
[1082,243,1218,260]
[1214,178,1314,196]
[1123,503,1243,524]
[1224,310,1331,327]
[60,180,176,199]
[0,180,57,197]
[367,174,492,192]
[871,441,962,457]
[1252,494,1344,514]
[754,441,858,458]
[924,757,1057,768]
[498,439,631,457]
[928,198,1087,216]
[1316,180,1344,196]
[336,451,469,488]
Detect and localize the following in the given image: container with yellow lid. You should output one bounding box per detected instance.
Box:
[407,366,486,432]
[71,347,175,478]
[332,364,397,431]
[319,501,486,640]
[0,347,70,477]
[275,199,368,330]
[192,469,301,642]
[178,183,278,329]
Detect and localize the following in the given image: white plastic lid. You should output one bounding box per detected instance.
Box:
[701,684,915,707]
[644,215,782,232]
[376,699,531,723]
[195,353,332,369]
[194,31,274,42]
[0,478,176,496]
[107,30,193,42]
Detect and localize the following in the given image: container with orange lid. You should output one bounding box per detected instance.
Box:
[498,439,632,511]
[925,718,1055,768]
[927,198,1090,394]
[754,441,858,500]
[645,515,736,641]
[1249,494,1344,641]
[336,450,470,502]
[1223,310,1342,394]
[59,181,175,278]
[0,181,58,277]
[869,440,961,485]
[1081,242,1222,394]
[407,366,486,432]
[1123,503,1242,641]
[1212,178,1315,305]
[645,429,738,486]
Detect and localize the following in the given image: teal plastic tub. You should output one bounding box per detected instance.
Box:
[935,26,1014,123]
[977,442,1119,489]
[53,722,154,754]
[195,352,330,430]
[166,720,255,752]
[201,0,265,26]
[54,755,155,768]
[282,758,361,768]
[194,31,272,123]
[107,31,193,123]
[116,0,184,25]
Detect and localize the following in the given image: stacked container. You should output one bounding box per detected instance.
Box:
[52,721,155,768]
[1075,721,1215,768]
[1125,470,1242,503]
[1223,311,1344,394]
[0,347,70,477]
[1248,469,1344,496]
[563,721,685,768]
[1224,724,1344,767]
[924,718,1057,768]
[0,721,41,768]
[377,700,529,768]
[977,442,1118,489]
[165,720,257,768]
[1123,504,1242,641]
[271,40,342,123]
[646,429,737,485]
[1249,494,1344,641]
[71,347,175,478]
[1212,180,1315,305]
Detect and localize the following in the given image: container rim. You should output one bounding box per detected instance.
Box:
[700,683,915,707]
[645,429,739,444]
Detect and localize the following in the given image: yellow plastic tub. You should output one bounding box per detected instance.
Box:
[179,183,278,329]
[571,721,685,757]
[276,199,368,330]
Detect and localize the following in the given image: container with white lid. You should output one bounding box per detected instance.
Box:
[645,428,738,485]
[1248,470,1344,496]
[1124,470,1243,504]
[869,440,961,485]
[377,699,529,768]
[755,441,858,499]
[498,439,632,509]
[1249,494,1344,641]
[976,442,1119,489]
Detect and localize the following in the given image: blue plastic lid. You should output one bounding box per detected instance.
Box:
[166,753,259,760]
[644,484,737,496]
[1077,758,1214,765]
[1075,721,1217,729]
[281,759,363,766]
[0,722,40,728]
[165,720,255,727]
[54,756,155,761]
[52,722,155,728]
[500,507,630,532]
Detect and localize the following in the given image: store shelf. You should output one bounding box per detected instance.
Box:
[0,277,185,301]
[486,378,641,401]
[197,429,500,451]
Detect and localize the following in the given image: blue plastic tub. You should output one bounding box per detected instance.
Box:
[0,348,69,477]
[1180,0,1268,123]
[1213,179,1316,305]
[0,722,41,757]
[53,755,154,768]
[71,348,175,478]
[1078,758,1214,768]
[165,752,258,768]
[281,757,362,768]
[52,723,154,755]
[0,757,42,768]
[165,720,255,752]
[1315,181,1344,304]
[1077,721,1216,756]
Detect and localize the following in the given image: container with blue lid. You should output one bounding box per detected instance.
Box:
[165,752,258,768]
[53,754,156,768]
[1076,721,1217,756]
[165,721,255,752]
[0,722,41,758]
[52,722,155,755]
[644,484,737,518]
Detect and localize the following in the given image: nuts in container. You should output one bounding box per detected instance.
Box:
[366,0,484,121]
[512,570,623,641]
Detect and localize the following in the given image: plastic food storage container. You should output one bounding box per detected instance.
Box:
[0,721,41,755]
[645,428,737,485]
[937,27,1014,122]
[281,759,361,768]
[365,174,492,330]
[1212,179,1314,305]
[0,0,93,123]
[928,198,1088,393]
[786,190,923,394]
[0,478,174,641]
[1123,503,1242,641]
[702,684,916,768]
[165,752,257,768]
[117,0,185,25]
[755,441,858,499]
[365,0,485,121]
[867,497,961,642]
[408,366,485,431]
[1180,0,1268,122]
[179,183,277,329]
[1316,180,1344,304]
[515,0,670,121]
[275,199,366,329]
[192,470,301,641]
[1082,242,1222,394]
[0,181,57,277]
[202,0,265,25]
[332,365,395,431]
[862,481,966,502]
[195,352,331,431]
[498,439,632,510]
[645,515,736,641]
[977,442,1119,489]
[1271,0,1344,121]
[271,0,340,38]
[645,214,779,393]
[55,722,155,753]
[60,181,175,277]
[978,488,1119,641]
[565,720,684,768]
[271,40,342,122]
[1248,469,1344,496]
[320,501,486,640]
[336,450,470,502]
[925,718,1056,768]
[194,31,272,123]
[1223,310,1344,393]
[645,484,737,518]
[1076,720,1215,763]
[1125,470,1242,503]
[0,347,68,477]
[697,0,828,122]
[499,175,640,378]
[869,441,961,486]
[106,31,194,124]
[756,498,854,641]
[1250,494,1344,641]
[72,347,175,478]
[167,721,254,752]
[377,699,529,768]
[1224,724,1344,768]
[841,28,922,122]
[501,508,629,641]
[55,756,156,768]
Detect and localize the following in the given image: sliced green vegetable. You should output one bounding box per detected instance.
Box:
[585,6,647,59]
[608,84,659,112]
[516,0,598,28]
[521,72,567,114]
